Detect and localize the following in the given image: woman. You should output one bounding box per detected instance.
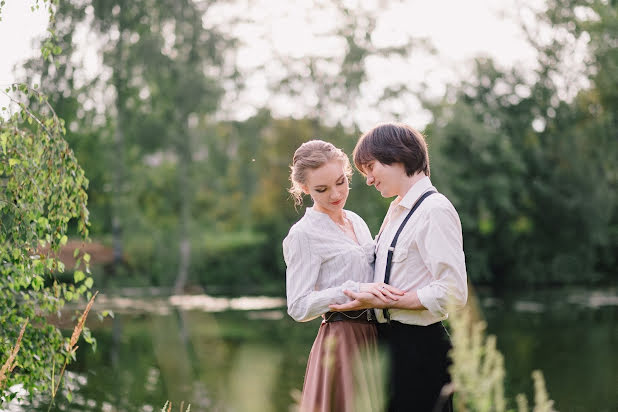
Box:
[283,140,403,411]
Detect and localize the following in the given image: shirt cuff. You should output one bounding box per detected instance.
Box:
[340,280,360,295]
[417,287,445,317]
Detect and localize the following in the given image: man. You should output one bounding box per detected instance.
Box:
[330,123,468,412]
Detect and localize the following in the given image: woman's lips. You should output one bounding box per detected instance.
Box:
[331,199,343,205]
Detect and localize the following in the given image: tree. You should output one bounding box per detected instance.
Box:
[22,0,238,291]
[0,1,100,405]
[0,85,94,404]
[423,0,618,285]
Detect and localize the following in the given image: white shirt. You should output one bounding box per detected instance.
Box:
[283,207,375,322]
[374,176,468,325]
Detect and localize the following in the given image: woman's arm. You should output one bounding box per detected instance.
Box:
[283,229,360,322]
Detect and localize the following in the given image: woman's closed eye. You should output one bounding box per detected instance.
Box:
[315,179,344,192]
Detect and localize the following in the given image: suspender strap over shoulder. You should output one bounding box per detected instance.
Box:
[382,190,437,322]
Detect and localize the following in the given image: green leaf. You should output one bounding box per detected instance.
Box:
[9,158,20,167]
[83,253,91,263]
[60,235,68,245]
[0,132,7,153]
[73,247,80,258]
[102,310,115,319]
[84,277,93,289]
[73,270,85,283]
[32,276,43,291]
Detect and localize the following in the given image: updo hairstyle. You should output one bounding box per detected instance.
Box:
[288,140,352,206]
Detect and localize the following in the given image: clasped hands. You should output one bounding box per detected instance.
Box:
[329,282,405,311]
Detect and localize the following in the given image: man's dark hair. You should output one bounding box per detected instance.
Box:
[353,123,430,177]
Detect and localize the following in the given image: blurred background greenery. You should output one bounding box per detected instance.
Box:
[9,0,616,293]
[1,0,616,410]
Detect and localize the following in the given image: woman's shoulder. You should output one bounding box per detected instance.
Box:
[284,214,314,241]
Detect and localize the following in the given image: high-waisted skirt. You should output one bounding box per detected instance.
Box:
[299,315,382,412]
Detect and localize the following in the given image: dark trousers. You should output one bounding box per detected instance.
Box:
[377,321,454,412]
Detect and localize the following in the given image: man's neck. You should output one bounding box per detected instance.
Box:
[397,172,427,198]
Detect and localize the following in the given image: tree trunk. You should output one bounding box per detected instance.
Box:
[111,26,126,274]
[173,129,192,295]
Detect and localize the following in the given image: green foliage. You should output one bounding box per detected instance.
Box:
[424,0,618,285]
[16,0,618,291]
[0,84,92,404]
[448,305,556,411]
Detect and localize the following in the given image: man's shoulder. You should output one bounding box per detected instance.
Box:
[423,192,460,219]
[425,191,454,208]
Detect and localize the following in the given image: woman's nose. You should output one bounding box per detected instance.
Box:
[331,188,343,200]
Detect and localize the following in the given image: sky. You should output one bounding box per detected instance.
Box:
[0,0,543,128]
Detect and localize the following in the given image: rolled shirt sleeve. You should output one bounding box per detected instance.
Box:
[283,229,359,322]
[415,205,468,317]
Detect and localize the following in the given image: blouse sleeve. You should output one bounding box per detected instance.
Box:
[283,229,359,322]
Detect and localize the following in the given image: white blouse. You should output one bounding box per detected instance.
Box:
[283,207,375,322]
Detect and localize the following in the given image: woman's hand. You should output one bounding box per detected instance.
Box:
[359,282,405,303]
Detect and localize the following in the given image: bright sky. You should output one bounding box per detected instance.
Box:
[0,0,542,128]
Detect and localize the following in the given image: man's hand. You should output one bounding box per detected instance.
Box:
[359,282,405,302]
[329,290,395,311]
[329,288,427,312]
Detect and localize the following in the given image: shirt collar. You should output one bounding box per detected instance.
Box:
[396,176,434,210]
[305,206,347,221]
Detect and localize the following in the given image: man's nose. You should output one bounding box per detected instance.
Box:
[366,174,375,186]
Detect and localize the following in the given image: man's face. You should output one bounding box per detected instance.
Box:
[363,160,406,198]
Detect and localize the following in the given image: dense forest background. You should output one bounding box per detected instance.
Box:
[14,0,617,294]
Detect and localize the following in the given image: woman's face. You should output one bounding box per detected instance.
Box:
[302,159,349,214]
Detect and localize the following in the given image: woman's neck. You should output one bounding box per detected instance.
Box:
[313,205,345,224]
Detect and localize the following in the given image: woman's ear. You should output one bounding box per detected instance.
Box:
[301,185,310,195]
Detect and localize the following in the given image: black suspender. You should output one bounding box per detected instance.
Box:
[380,190,437,322]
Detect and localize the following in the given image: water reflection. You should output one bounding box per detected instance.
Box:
[6,288,614,412]
[93,294,286,315]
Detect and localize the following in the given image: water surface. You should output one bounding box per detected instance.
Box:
[6,288,615,411]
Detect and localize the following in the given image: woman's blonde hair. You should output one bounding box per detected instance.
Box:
[289,140,352,206]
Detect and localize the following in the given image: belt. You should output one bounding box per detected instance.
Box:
[323,309,377,324]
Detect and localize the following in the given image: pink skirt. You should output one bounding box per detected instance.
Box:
[299,320,383,412]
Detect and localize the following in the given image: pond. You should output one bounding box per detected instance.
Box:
[5,287,616,411]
